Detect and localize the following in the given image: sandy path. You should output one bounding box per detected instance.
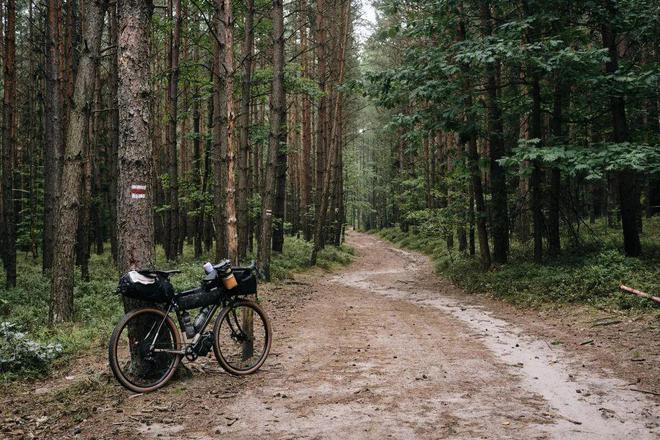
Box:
[2,232,658,439]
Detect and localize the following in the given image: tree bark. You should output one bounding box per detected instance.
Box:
[212,0,227,261]
[601,0,641,257]
[547,78,565,257]
[315,0,327,229]
[49,0,108,323]
[192,46,203,258]
[2,0,17,288]
[221,0,238,264]
[480,1,509,264]
[203,73,214,253]
[271,100,288,252]
[457,1,490,269]
[116,0,156,279]
[529,74,544,263]
[300,0,313,241]
[258,0,286,279]
[237,0,254,261]
[311,0,350,265]
[43,0,64,273]
[108,4,120,264]
[165,0,182,261]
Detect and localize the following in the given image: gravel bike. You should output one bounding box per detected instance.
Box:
[108,261,272,393]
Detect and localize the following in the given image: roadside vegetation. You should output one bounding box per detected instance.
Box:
[0,238,353,380]
[377,218,660,311]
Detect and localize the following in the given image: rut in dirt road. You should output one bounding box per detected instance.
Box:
[179,232,657,439]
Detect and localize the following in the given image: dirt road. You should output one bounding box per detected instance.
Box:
[2,232,658,439]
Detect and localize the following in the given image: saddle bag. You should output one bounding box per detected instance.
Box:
[117,271,175,303]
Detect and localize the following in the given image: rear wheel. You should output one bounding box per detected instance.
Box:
[108,308,182,393]
[213,299,271,375]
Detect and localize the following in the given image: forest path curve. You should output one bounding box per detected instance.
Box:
[3,232,658,439]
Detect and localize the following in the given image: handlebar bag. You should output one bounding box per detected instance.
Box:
[117,271,174,303]
[231,268,258,295]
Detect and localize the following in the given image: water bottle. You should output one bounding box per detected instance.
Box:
[203,262,214,274]
[181,311,196,338]
[194,306,211,332]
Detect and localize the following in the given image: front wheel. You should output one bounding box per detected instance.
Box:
[213,299,272,375]
[108,308,182,393]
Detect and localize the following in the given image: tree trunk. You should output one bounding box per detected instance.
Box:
[602,1,641,257]
[221,0,238,264]
[529,74,544,263]
[192,48,203,258]
[203,77,214,253]
[165,0,182,261]
[311,0,350,265]
[76,72,98,280]
[300,0,313,241]
[480,2,509,264]
[2,0,17,288]
[108,4,120,263]
[547,78,565,257]
[457,1,490,269]
[258,0,286,280]
[49,0,107,323]
[213,0,228,261]
[272,108,288,252]
[43,0,64,273]
[237,0,254,261]
[315,0,327,231]
[116,0,156,277]
[456,140,468,252]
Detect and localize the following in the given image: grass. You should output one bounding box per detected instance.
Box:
[376,217,660,312]
[0,237,353,380]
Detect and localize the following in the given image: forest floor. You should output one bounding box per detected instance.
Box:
[1,232,658,439]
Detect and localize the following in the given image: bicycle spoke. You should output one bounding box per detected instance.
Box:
[112,311,178,390]
[214,301,270,374]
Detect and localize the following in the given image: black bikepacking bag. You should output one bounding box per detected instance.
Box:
[117,271,175,303]
[176,287,222,310]
[231,268,258,295]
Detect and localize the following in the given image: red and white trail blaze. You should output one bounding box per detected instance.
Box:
[130,184,147,199]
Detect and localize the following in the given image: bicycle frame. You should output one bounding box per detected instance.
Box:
[151,296,240,355]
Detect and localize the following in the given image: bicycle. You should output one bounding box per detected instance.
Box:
[108,260,272,393]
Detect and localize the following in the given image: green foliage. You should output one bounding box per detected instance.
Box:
[0,236,353,380]
[0,322,63,376]
[355,0,660,251]
[265,237,354,281]
[378,217,660,311]
[501,142,660,180]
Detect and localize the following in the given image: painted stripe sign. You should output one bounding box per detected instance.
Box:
[130,184,147,199]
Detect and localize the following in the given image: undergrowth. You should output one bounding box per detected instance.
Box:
[0,237,353,379]
[376,217,660,312]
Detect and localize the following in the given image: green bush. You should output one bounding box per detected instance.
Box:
[0,322,63,375]
[377,219,660,311]
[0,236,353,380]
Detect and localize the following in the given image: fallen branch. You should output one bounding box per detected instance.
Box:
[619,285,660,304]
[591,319,622,327]
[629,388,660,397]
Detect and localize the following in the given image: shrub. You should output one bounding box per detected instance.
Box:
[377,219,660,311]
[0,322,63,375]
